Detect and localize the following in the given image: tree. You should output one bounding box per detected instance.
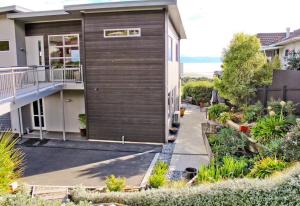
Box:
[214,33,273,107]
[287,51,300,70]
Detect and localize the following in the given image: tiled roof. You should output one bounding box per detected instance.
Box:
[256,33,286,46]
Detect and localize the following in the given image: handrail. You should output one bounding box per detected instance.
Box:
[0,65,83,104]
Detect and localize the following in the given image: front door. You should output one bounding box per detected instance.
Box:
[25,36,45,81]
[31,99,46,130]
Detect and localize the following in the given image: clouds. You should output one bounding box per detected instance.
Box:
[1,0,300,57]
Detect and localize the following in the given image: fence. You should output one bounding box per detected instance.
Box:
[255,70,300,114]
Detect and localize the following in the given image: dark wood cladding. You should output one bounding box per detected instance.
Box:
[25,21,83,65]
[84,10,166,143]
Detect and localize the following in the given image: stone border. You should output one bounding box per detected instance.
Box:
[140,153,160,188]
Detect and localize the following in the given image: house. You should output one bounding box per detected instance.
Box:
[0,0,186,143]
[257,28,300,69]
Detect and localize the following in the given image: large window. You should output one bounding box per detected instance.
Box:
[48,34,80,68]
[0,41,9,51]
[176,43,180,62]
[168,36,173,62]
[104,28,141,38]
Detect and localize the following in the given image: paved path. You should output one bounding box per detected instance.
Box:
[169,105,210,172]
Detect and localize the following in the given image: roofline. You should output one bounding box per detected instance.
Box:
[64,0,177,11]
[261,46,283,51]
[7,10,68,19]
[0,5,31,13]
[273,36,300,46]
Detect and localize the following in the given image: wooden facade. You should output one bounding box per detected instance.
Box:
[23,10,170,143]
[84,10,166,143]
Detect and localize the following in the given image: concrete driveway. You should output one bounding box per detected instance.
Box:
[18,139,161,187]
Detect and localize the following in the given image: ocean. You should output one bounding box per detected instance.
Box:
[182,63,222,78]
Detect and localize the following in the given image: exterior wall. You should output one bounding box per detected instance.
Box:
[167,19,180,126]
[44,90,85,133]
[279,41,300,68]
[25,20,83,65]
[0,14,17,67]
[84,10,166,143]
[15,21,27,66]
[0,113,11,131]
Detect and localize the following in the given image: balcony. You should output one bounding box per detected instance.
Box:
[0,66,83,115]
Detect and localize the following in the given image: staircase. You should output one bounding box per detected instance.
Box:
[31,185,69,202]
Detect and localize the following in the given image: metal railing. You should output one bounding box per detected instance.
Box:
[0,65,83,103]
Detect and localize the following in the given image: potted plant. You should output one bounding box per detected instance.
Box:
[180,107,185,117]
[199,100,205,108]
[79,114,86,137]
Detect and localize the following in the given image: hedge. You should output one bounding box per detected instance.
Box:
[71,163,300,206]
[182,81,213,105]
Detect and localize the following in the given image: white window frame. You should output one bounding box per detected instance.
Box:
[168,36,173,62]
[0,40,10,52]
[104,28,141,38]
[48,34,80,69]
[31,98,47,130]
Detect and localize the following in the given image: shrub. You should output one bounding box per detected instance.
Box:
[208,128,248,162]
[0,132,24,194]
[182,81,213,105]
[162,180,187,189]
[251,116,290,143]
[148,161,169,188]
[197,157,248,184]
[268,100,296,116]
[149,174,167,189]
[153,161,168,175]
[283,123,300,162]
[217,112,232,124]
[70,164,300,206]
[259,139,285,159]
[243,101,264,123]
[208,104,229,120]
[248,157,287,178]
[105,175,126,192]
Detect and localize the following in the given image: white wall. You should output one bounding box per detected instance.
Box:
[0,14,17,67]
[279,41,300,68]
[44,90,85,133]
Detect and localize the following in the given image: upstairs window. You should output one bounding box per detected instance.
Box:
[168,36,173,62]
[0,41,9,51]
[48,34,80,69]
[176,43,180,62]
[104,28,141,38]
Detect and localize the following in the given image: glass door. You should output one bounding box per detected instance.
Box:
[31,99,46,130]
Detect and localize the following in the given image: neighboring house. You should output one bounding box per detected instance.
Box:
[257,28,300,69]
[0,0,186,143]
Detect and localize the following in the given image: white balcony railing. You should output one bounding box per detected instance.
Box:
[0,65,83,103]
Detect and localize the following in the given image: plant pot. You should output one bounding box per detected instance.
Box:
[185,167,197,180]
[168,135,177,143]
[180,108,185,117]
[199,102,205,108]
[172,122,180,128]
[240,125,250,133]
[80,128,86,137]
[169,127,178,135]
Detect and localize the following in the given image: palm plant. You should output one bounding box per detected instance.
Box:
[0,132,24,194]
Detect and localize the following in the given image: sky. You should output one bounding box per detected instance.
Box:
[1,0,300,58]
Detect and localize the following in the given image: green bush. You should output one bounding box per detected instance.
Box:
[105,175,126,192]
[251,116,290,143]
[259,139,285,159]
[207,104,229,120]
[148,161,169,188]
[208,128,248,162]
[0,132,24,194]
[248,157,287,178]
[182,81,213,105]
[149,174,167,189]
[197,157,248,184]
[217,112,232,124]
[70,164,300,206]
[283,123,300,162]
[243,102,264,123]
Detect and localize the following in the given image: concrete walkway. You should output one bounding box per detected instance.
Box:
[169,105,210,172]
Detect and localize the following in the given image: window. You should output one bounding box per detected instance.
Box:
[0,41,9,51]
[168,36,173,61]
[104,28,141,38]
[176,43,180,62]
[48,34,80,69]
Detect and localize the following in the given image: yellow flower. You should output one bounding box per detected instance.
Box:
[267,106,272,111]
[269,111,276,117]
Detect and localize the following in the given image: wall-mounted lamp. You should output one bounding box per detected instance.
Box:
[65,99,72,102]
